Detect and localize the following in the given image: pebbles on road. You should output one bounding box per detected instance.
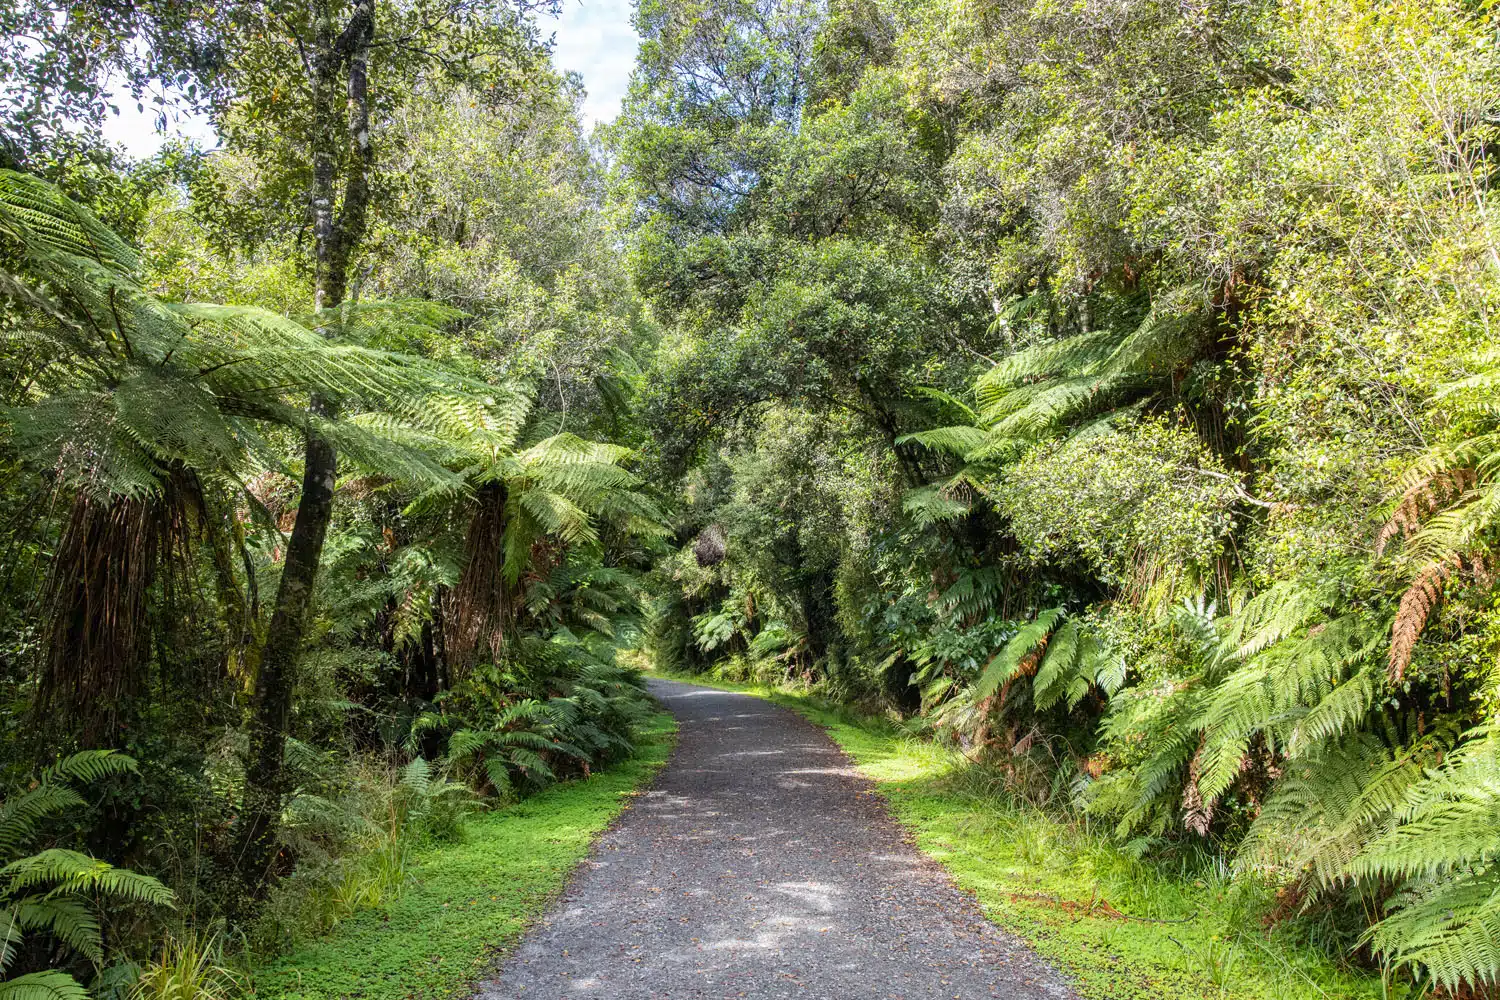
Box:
[477,678,1075,1000]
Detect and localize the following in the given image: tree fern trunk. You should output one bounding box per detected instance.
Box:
[237,0,375,893]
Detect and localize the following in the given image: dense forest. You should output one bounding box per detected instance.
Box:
[2,0,1500,995]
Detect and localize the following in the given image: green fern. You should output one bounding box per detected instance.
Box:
[903,289,1213,469]
[0,971,90,1000]
[0,750,173,989]
[937,609,1125,741]
[1340,724,1500,989]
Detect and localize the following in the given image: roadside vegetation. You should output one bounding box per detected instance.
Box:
[627,0,1500,994]
[249,711,674,1000]
[0,1,670,995]
[3,0,1500,996]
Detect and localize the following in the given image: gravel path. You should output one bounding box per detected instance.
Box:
[478,678,1074,999]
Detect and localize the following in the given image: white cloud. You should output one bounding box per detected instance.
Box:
[548,0,639,128]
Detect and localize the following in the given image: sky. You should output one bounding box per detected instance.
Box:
[99,0,640,158]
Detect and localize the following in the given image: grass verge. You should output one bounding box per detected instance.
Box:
[650,670,1386,1000]
[248,710,677,1000]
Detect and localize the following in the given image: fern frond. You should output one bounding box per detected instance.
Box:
[972,607,1065,702]
[1,850,174,907]
[1389,559,1459,683]
[0,170,138,273]
[897,426,989,457]
[10,899,101,965]
[39,751,137,786]
[0,971,90,1000]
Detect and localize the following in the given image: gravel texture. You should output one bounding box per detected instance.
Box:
[477,678,1075,999]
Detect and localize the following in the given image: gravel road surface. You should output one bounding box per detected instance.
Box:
[477,678,1074,999]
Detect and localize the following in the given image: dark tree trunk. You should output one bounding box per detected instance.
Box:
[237,0,375,893]
[238,430,336,886]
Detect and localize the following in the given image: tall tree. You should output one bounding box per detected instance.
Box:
[183,0,556,889]
[0,0,224,162]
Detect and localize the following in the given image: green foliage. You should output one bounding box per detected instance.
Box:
[623,1,1500,988]
[11,0,1500,990]
[129,931,241,1000]
[249,713,676,1000]
[995,420,1240,599]
[0,752,173,996]
[1343,724,1500,991]
[443,657,655,797]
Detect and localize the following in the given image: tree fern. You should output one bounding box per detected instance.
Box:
[937,609,1125,743]
[1348,725,1500,988]
[444,426,665,668]
[1378,354,1500,682]
[0,172,534,733]
[1236,733,1405,891]
[971,607,1067,702]
[904,288,1214,467]
[0,971,90,1000]
[1194,612,1383,804]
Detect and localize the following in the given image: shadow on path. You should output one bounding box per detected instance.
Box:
[477,678,1074,999]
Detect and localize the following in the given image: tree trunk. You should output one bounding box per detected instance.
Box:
[237,0,375,893]
[238,430,336,888]
[445,482,512,670]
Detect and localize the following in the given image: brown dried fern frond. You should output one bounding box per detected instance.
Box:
[1388,552,1495,684]
[1390,559,1456,684]
[39,472,202,743]
[693,523,726,567]
[1182,735,1213,837]
[1377,468,1476,557]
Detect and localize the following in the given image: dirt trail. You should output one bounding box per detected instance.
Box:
[478,678,1074,999]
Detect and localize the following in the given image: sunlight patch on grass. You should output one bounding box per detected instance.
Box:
[249,711,677,1000]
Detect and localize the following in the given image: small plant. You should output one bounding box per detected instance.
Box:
[1184,934,1241,991]
[250,756,473,953]
[390,760,475,846]
[130,931,242,1000]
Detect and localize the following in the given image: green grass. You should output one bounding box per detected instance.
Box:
[652,671,1389,1000]
[248,711,676,1000]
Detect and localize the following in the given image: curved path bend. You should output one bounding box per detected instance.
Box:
[478,678,1074,1000]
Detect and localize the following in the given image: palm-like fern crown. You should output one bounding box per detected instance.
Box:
[0,169,531,503]
[901,286,1212,467]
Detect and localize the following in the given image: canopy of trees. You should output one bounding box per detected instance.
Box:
[3,0,1500,995]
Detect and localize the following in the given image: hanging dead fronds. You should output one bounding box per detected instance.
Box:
[1388,554,1493,684]
[1182,735,1214,836]
[1377,468,1476,557]
[693,523,727,567]
[38,474,201,742]
[445,482,512,671]
[1390,560,1449,684]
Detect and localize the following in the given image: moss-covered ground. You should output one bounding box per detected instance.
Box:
[249,711,676,1000]
[651,672,1387,1000]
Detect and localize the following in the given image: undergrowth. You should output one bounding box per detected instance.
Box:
[247,711,676,1000]
[650,668,1392,1000]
